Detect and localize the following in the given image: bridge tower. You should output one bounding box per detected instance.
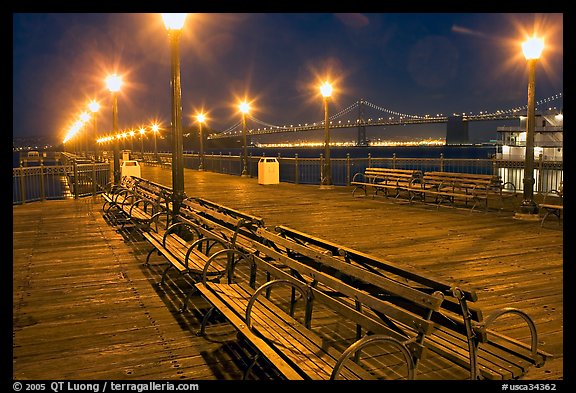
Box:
[357,99,368,146]
[446,116,469,145]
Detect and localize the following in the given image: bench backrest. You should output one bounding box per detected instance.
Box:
[423,171,501,189]
[179,199,264,252]
[273,224,487,341]
[364,168,422,182]
[190,197,266,227]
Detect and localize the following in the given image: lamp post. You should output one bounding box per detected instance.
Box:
[516,36,544,218]
[162,13,187,217]
[139,127,146,160]
[197,113,206,171]
[106,74,122,184]
[151,123,160,162]
[240,101,250,177]
[320,82,333,189]
[88,100,100,161]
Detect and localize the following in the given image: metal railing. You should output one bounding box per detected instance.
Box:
[14,150,562,204]
[13,157,111,205]
[154,152,562,194]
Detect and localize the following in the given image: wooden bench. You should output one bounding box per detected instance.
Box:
[539,181,563,227]
[101,177,173,232]
[142,213,234,313]
[101,176,138,218]
[415,171,516,212]
[273,224,552,380]
[351,167,423,199]
[142,196,266,313]
[195,226,439,380]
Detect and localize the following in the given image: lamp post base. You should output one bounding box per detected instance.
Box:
[514,199,539,220]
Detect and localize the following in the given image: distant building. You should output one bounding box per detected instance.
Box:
[496,110,563,161]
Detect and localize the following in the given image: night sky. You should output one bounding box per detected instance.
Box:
[12,13,563,145]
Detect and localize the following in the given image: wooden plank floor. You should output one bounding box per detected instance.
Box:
[12,165,564,381]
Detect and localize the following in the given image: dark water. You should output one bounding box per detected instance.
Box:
[202,145,497,160]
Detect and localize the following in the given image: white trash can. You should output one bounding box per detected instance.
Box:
[121,160,141,178]
[258,157,280,185]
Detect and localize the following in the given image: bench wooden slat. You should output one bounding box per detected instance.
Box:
[194,282,305,380]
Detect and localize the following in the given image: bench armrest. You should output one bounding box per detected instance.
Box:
[481,307,547,367]
[164,221,201,246]
[331,334,416,380]
[246,279,313,329]
[200,248,251,284]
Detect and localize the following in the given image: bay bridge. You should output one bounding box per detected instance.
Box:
[208,93,563,145]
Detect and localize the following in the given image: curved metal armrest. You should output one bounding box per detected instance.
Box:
[331,334,415,380]
[245,279,312,330]
[199,248,250,284]
[163,221,200,245]
[481,307,545,367]
[501,181,517,194]
[184,236,229,269]
[351,172,365,183]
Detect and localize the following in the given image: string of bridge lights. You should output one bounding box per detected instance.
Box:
[215,92,562,137]
[66,92,562,143]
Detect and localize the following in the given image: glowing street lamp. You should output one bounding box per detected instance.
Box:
[106,74,122,184]
[320,81,333,188]
[240,101,250,177]
[151,123,160,162]
[196,113,206,171]
[516,36,544,218]
[88,100,100,160]
[162,13,187,217]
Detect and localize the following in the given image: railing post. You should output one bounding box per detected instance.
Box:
[319,153,324,185]
[39,162,45,201]
[73,161,79,199]
[392,153,397,169]
[440,153,445,172]
[537,153,544,195]
[92,159,97,195]
[346,153,351,186]
[368,152,372,168]
[19,166,26,205]
[295,154,299,185]
[491,154,497,176]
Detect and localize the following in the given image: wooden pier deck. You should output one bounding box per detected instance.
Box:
[12,165,564,381]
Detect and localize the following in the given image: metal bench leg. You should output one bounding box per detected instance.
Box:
[243,352,260,380]
[159,264,175,286]
[196,306,217,336]
[144,248,159,266]
[178,285,198,313]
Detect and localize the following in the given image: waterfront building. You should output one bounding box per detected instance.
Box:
[496,109,563,161]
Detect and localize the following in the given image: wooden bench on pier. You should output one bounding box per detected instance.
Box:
[539,181,563,227]
[101,176,173,232]
[141,197,265,313]
[195,224,439,380]
[272,224,552,380]
[351,167,423,199]
[413,171,517,212]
